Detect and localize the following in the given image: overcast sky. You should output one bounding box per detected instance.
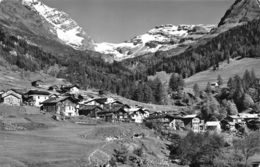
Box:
[42,0,235,43]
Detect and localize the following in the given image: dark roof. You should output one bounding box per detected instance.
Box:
[146,114,179,120]
[41,96,77,105]
[111,100,123,105]
[97,111,113,116]
[95,98,108,104]
[85,98,108,105]
[31,80,43,83]
[61,85,80,90]
[79,105,103,111]
[48,85,59,90]
[10,89,25,95]
[27,90,50,96]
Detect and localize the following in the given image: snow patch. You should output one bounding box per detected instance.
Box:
[140,34,155,43]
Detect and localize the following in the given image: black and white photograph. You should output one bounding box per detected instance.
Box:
[0,0,259,166]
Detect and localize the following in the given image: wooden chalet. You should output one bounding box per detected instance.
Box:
[97,103,131,122]
[146,114,174,125]
[97,111,115,122]
[78,105,103,117]
[41,96,79,117]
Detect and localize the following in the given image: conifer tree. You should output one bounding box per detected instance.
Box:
[169,73,185,91]
[243,69,251,90]
[217,75,223,86]
[154,78,165,104]
[250,68,257,87]
[227,77,233,88]
[193,83,200,97]
[205,82,212,93]
[143,84,154,103]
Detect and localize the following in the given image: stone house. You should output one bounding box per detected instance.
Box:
[0,90,22,106]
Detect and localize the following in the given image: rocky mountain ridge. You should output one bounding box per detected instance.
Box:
[218,0,260,29]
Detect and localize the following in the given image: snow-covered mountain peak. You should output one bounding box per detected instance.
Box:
[17,0,94,50]
[95,24,215,61]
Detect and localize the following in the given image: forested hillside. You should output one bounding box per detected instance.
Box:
[0,24,166,104]
[122,19,260,78]
[1,18,260,104]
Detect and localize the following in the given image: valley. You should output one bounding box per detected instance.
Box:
[0,0,259,166]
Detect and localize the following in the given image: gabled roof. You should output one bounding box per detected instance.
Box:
[2,93,22,99]
[85,98,107,105]
[3,89,23,95]
[27,90,50,96]
[1,90,23,98]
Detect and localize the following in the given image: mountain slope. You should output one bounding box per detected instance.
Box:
[0,0,94,50]
[218,0,260,28]
[95,24,214,61]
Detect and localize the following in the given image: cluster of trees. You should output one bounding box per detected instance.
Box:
[190,69,260,122]
[132,78,167,104]
[169,131,260,167]
[226,69,259,111]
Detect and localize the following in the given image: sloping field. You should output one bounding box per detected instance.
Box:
[0,104,106,166]
[0,66,68,90]
[0,126,104,167]
[185,58,260,89]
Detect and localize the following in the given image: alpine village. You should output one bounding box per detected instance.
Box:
[0,0,259,167]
